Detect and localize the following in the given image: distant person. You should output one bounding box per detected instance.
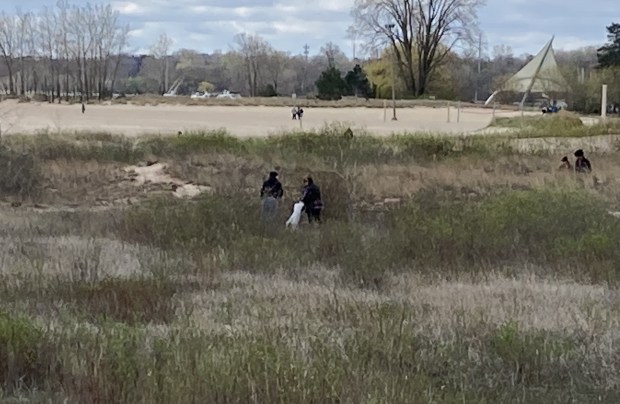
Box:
[558,156,572,170]
[574,149,592,173]
[291,106,298,120]
[301,176,323,224]
[81,103,85,114]
[297,107,304,120]
[260,171,284,220]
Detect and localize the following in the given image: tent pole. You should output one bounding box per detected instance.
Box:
[520,36,555,109]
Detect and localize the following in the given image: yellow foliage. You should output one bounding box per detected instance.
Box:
[364,45,463,99]
[198,81,215,93]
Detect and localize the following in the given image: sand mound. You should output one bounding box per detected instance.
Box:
[124,162,213,198]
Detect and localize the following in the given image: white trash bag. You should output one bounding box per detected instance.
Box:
[286,202,305,229]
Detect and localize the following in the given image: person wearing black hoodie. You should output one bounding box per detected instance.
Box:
[574,149,592,173]
[301,176,323,223]
[260,171,283,220]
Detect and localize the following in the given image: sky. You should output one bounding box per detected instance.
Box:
[4,0,619,57]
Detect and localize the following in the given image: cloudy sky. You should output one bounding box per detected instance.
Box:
[5,0,618,57]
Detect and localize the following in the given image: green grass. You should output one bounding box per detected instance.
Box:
[0,299,617,403]
[1,124,520,169]
[117,186,620,285]
[492,114,620,139]
[3,123,620,402]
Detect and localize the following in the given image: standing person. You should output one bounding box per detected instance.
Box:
[291,106,298,120]
[81,102,85,114]
[297,107,304,120]
[260,171,284,220]
[574,149,592,173]
[301,176,323,224]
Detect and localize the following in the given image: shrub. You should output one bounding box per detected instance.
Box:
[53,277,197,325]
[12,134,143,163]
[390,187,620,278]
[0,312,46,390]
[139,129,247,157]
[0,145,42,198]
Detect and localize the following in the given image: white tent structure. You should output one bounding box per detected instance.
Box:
[486,36,568,107]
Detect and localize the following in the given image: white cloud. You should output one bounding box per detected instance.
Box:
[3,0,617,58]
[111,1,143,15]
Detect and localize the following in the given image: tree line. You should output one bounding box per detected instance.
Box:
[0,0,619,113]
[0,0,128,102]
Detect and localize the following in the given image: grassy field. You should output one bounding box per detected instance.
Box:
[490,112,620,138]
[2,123,620,402]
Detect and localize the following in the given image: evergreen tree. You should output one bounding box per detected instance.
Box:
[315,67,347,100]
[598,23,620,67]
[345,64,373,99]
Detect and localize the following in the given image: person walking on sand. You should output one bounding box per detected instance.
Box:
[260,171,284,220]
[301,176,323,224]
[574,149,592,174]
[291,106,298,120]
[81,102,85,114]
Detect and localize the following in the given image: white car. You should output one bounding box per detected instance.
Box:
[216,90,242,100]
[190,92,212,99]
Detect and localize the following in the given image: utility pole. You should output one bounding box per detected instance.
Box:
[475,33,482,103]
[302,44,309,95]
[385,24,397,121]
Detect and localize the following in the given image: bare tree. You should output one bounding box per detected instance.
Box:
[0,12,17,94]
[321,42,339,68]
[16,10,34,95]
[39,6,60,100]
[265,50,289,94]
[352,0,485,96]
[234,33,271,96]
[150,33,173,94]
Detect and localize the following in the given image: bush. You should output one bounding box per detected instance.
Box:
[9,134,143,163]
[139,129,248,157]
[53,277,197,325]
[390,187,620,278]
[0,145,42,198]
[0,312,46,390]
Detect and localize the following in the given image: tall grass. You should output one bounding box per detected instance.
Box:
[1,187,620,401]
[118,185,620,285]
[492,114,620,138]
[0,283,618,402]
[3,124,620,402]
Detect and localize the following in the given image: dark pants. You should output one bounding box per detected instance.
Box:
[306,208,321,223]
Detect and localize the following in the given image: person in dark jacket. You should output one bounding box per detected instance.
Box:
[574,149,592,173]
[301,176,323,223]
[558,156,572,170]
[261,171,283,220]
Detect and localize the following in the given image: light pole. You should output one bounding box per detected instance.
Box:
[385,23,397,121]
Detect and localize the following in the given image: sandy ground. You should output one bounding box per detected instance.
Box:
[124,162,213,198]
[0,100,527,137]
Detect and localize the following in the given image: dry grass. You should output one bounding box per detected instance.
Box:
[2,127,620,402]
[115,94,522,111]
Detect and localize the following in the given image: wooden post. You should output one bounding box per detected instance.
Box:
[602,84,608,119]
[383,99,387,122]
